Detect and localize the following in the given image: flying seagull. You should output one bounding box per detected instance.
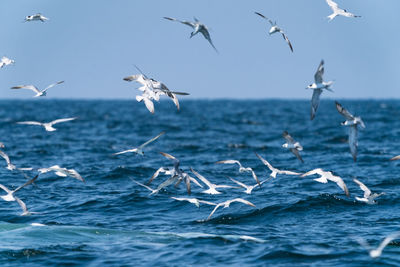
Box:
[306,60,334,120]
[335,101,365,161]
[164,16,218,52]
[0,150,17,171]
[326,0,361,21]
[216,159,260,186]
[301,168,349,197]
[171,197,217,208]
[0,56,14,68]
[356,232,400,258]
[255,152,301,179]
[11,81,64,97]
[255,12,293,52]
[113,132,164,156]
[0,175,38,202]
[282,131,304,163]
[25,13,49,22]
[206,198,256,221]
[17,117,76,132]
[38,165,84,182]
[190,168,236,195]
[353,178,384,204]
[228,177,268,195]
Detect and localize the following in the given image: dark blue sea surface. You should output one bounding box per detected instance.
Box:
[0,99,399,266]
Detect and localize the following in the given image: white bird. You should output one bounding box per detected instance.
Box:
[136,90,157,114]
[216,159,260,186]
[326,0,361,21]
[113,132,165,156]
[148,167,173,184]
[11,81,64,97]
[38,165,84,182]
[255,12,293,52]
[255,152,301,179]
[282,131,304,163]
[164,16,218,52]
[206,198,256,221]
[190,168,236,195]
[336,101,365,162]
[353,178,384,204]
[17,117,76,132]
[25,13,49,22]
[171,197,217,208]
[228,177,268,194]
[390,155,400,161]
[0,56,14,68]
[306,60,334,120]
[0,175,38,202]
[356,232,400,258]
[0,150,17,170]
[301,168,350,197]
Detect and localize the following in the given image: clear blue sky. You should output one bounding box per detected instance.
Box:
[0,0,399,99]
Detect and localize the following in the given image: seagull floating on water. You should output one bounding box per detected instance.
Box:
[353,178,384,204]
[356,232,400,258]
[38,165,84,182]
[336,101,365,162]
[255,12,293,52]
[255,152,301,179]
[190,168,236,195]
[206,198,256,221]
[326,0,361,21]
[113,132,164,156]
[282,131,304,163]
[17,117,76,132]
[11,81,64,97]
[301,168,350,197]
[306,60,334,120]
[171,197,217,208]
[0,56,14,68]
[216,159,260,186]
[25,13,49,22]
[164,16,218,52]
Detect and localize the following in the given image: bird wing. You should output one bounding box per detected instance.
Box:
[207,203,222,221]
[169,93,180,110]
[353,178,371,198]
[153,175,179,194]
[198,200,217,206]
[50,117,77,125]
[349,125,358,162]
[335,101,355,120]
[390,155,400,161]
[377,233,400,254]
[255,153,274,172]
[200,28,218,53]
[143,97,155,114]
[314,60,325,84]
[281,33,293,52]
[15,197,29,214]
[171,91,189,96]
[282,131,295,144]
[163,17,195,28]
[229,198,256,207]
[112,148,137,155]
[0,184,11,194]
[329,175,349,197]
[311,89,322,120]
[147,167,168,184]
[16,121,43,126]
[139,132,165,149]
[190,168,213,188]
[290,148,304,163]
[0,151,11,166]
[183,173,191,195]
[254,12,274,26]
[123,74,147,84]
[216,160,241,167]
[13,174,39,193]
[42,81,64,92]
[11,85,40,94]
[301,168,324,177]
[250,170,261,186]
[131,178,155,193]
[228,177,248,189]
[326,0,339,11]
[280,170,301,176]
[66,169,84,182]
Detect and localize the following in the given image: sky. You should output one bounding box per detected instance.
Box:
[0,0,399,99]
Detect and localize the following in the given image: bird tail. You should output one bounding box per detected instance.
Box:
[136,95,144,102]
[327,14,336,21]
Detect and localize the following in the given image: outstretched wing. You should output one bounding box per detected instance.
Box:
[349,125,358,162]
[254,12,274,26]
[314,60,324,84]
[353,178,371,198]
[326,0,339,11]
[43,81,64,92]
[11,85,40,94]
[335,101,355,120]
[163,17,195,28]
[0,151,12,166]
[139,132,165,149]
[311,89,322,120]
[290,148,304,163]
[282,131,295,144]
[199,28,218,53]
[281,33,293,52]
[50,117,77,125]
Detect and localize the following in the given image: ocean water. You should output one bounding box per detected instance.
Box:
[0,99,399,266]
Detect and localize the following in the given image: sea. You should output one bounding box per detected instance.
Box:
[0,99,399,266]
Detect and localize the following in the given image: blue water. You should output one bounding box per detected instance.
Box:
[0,99,399,266]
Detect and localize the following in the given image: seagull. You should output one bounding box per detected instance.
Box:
[282,131,304,163]
[306,60,334,120]
[38,165,84,182]
[326,0,361,21]
[335,101,365,161]
[215,160,260,186]
[16,117,76,132]
[228,177,268,194]
[390,155,400,161]
[0,56,14,68]
[136,89,157,114]
[164,16,218,52]
[113,132,165,156]
[0,175,38,202]
[255,152,301,179]
[190,168,236,195]
[11,81,64,97]
[353,178,384,204]
[148,167,173,184]
[25,13,49,22]
[206,198,256,221]
[171,197,217,208]
[356,232,400,258]
[255,12,293,52]
[0,150,17,170]
[301,168,350,197]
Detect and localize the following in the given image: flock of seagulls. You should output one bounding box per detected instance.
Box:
[1,1,398,260]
